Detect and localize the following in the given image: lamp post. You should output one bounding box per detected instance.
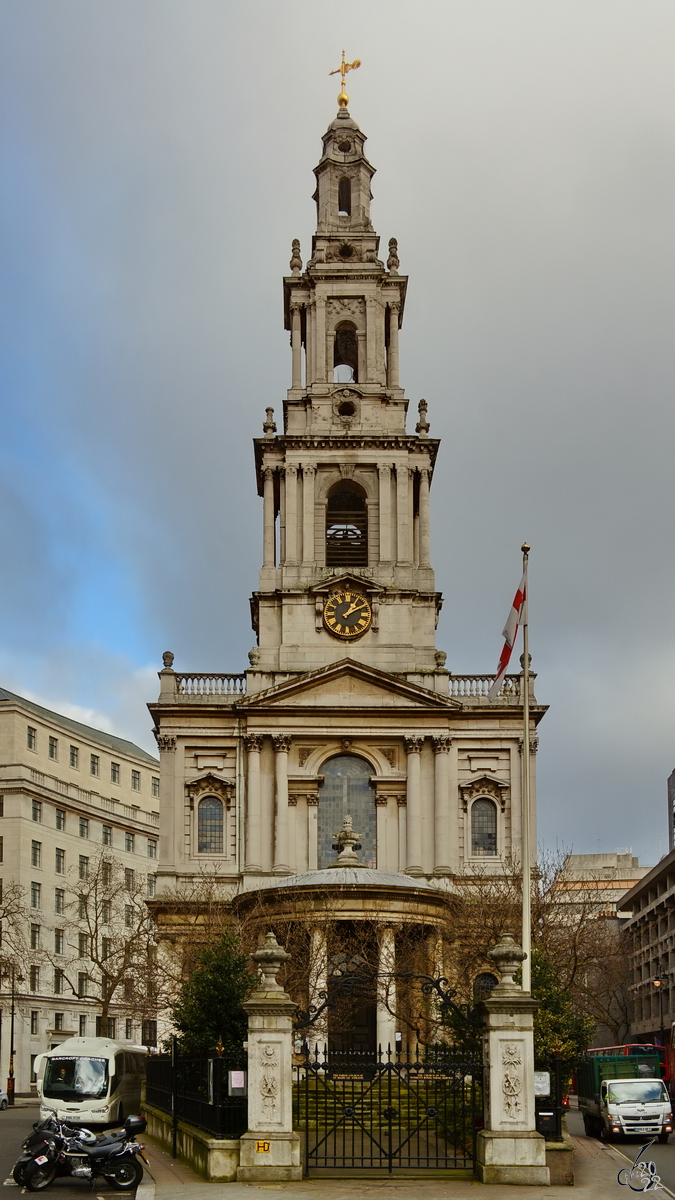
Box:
[1,963,25,1106]
[653,971,669,1049]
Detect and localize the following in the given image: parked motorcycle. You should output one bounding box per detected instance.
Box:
[12,1113,83,1185]
[18,1113,148,1191]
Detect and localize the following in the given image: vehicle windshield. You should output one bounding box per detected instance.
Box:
[607,1081,668,1105]
[43,1057,109,1102]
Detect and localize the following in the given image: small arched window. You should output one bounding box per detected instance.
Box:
[198,796,223,854]
[338,177,351,216]
[333,322,358,383]
[473,972,499,1000]
[471,798,497,857]
[326,482,368,567]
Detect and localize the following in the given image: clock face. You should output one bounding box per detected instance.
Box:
[323,590,372,640]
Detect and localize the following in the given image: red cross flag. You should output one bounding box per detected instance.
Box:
[487,573,527,701]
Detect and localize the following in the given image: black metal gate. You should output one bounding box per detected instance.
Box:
[293,1046,483,1174]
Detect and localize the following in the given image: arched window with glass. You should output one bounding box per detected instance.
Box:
[198,796,224,854]
[325,481,368,567]
[318,755,376,868]
[470,797,497,857]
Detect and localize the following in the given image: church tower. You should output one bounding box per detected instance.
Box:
[250,103,443,688]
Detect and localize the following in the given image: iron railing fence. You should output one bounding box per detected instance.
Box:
[146,1052,248,1140]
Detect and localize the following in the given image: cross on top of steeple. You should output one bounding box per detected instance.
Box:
[329,50,361,110]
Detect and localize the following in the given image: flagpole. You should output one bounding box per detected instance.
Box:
[520,542,532,993]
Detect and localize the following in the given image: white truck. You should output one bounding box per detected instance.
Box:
[578,1053,673,1143]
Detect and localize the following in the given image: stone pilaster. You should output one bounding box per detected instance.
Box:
[262,467,275,568]
[301,465,315,565]
[244,735,263,873]
[476,934,549,1186]
[432,736,452,875]
[237,932,302,1182]
[404,736,424,875]
[272,736,291,874]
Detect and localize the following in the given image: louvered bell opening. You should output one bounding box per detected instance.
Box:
[326,485,368,566]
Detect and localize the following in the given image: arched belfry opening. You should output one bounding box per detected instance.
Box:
[318,754,376,869]
[325,480,368,567]
[333,321,358,384]
[338,176,351,216]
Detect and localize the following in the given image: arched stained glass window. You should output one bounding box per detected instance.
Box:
[471,798,497,857]
[318,755,376,869]
[198,796,223,854]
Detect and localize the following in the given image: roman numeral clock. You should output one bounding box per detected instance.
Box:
[323,590,373,639]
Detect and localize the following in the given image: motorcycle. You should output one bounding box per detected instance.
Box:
[12,1113,83,1185]
[19,1113,148,1191]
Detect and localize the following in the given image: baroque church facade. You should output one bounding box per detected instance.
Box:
[149,100,545,1048]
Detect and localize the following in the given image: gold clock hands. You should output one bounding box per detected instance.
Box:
[343,600,365,617]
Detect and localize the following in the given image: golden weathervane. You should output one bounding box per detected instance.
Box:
[329,50,361,110]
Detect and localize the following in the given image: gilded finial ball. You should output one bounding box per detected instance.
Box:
[521,542,531,554]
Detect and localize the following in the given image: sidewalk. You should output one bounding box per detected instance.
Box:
[140,1132,652,1199]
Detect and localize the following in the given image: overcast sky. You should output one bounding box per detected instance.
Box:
[1,1,674,866]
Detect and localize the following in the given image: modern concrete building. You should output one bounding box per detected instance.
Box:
[0,686,160,1093]
[558,852,648,917]
[149,101,547,1050]
[620,850,675,1044]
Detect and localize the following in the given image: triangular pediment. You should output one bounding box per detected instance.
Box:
[309,574,386,597]
[238,658,460,710]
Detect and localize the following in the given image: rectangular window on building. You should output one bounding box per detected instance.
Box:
[54,929,64,954]
[54,1012,64,1030]
[146,874,156,898]
[102,936,111,960]
[29,965,40,992]
[31,840,42,868]
[126,1018,133,1040]
[78,896,86,919]
[131,770,141,791]
[124,903,133,928]
[124,979,134,1001]
[30,882,41,909]
[55,848,65,874]
[79,1014,87,1037]
[30,1010,39,1035]
[111,762,120,784]
[151,776,159,799]
[124,868,134,891]
[48,736,58,760]
[102,899,111,923]
[147,839,157,859]
[102,825,112,846]
[27,726,37,751]
[54,888,64,915]
[96,1016,116,1038]
[77,972,88,998]
[142,1019,157,1047]
[78,932,88,958]
[0,836,3,863]
[32,799,42,823]
[79,817,89,839]
[90,754,99,777]
[79,855,89,880]
[125,832,135,853]
[102,861,112,887]
[0,796,3,815]
[69,746,79,769]
[55,808,66,831]
[54,970,64,996]
[30,923,40,950]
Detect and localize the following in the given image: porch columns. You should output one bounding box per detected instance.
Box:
[432,736,452,875]
[244,735,263,873]
[377,925,397,1052]
[404,737,424,876]
[263,467,275,568]
[273,736,292,874]
[301,465,315,565]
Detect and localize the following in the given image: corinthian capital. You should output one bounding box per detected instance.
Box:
[404,736,424,754]
[273,735,292,753]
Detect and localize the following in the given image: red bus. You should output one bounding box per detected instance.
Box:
[588,1043,670,1083]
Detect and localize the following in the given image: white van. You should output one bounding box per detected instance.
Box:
[35,1037,146,1126]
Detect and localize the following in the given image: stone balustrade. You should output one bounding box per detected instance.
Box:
[176,673,247,697]
[449,674,520,699]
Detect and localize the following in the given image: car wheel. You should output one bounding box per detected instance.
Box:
[24,1160,56,1191]
[0,1099,7,1110]
[105,1156,143,1190]
[659,1132,670,1144]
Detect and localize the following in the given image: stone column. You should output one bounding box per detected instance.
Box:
[290,303,302,389]
[315,298,326,381]
[301,465,315,565]
[476,934,549,1186]
[366,298,377,382]
[263,468,275,568]
[378,464,391,563]
[432,736,452,875]
[307,926,328,1060]
[237,932,302,1182]
[307,794,319,870]
[388,302,400,388]
[273,736,291,874]
[376,925,397,1052]
[404,736,424,876]
[244,735,263,874]
[395,463,410,565]
[419,466,431,568]
[284,466,298,564]
[375,796,388,870]
[156,729,177,877]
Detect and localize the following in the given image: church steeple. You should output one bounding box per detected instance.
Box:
[249,106,444,685]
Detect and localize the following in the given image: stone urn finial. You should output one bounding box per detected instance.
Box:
[251,931,290,993]
[332,813,365,867]
[162,650,174,670]
[488,933,527,994]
